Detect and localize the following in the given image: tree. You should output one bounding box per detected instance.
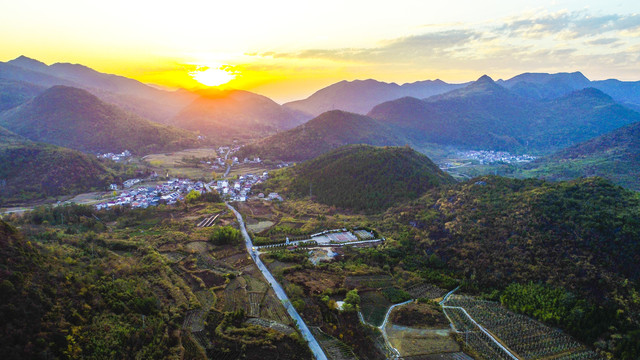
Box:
[185,190,201,203]
[210,226,240,245]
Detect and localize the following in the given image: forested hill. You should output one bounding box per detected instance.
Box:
[237,110,406,161]
[0,85,197,155]
[368,76,640,152]
[0,124,114,204]
[373,175,640,356]
[522,120,640,190]
[260,144,455,211]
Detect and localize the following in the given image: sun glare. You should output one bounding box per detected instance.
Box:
[190,66,235,87]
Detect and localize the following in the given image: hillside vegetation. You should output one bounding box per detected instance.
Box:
[260,144,455,211]
[0,86,197,154]
[521,121,640,190]
[368,76,640,152]
[0,126,116,204]
[361,176,640,357]
[238,110,406,161]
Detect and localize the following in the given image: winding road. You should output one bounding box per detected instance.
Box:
[226,203,328,360]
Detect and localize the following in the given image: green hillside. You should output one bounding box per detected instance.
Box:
[368,76,640,153]
[0,141,114,204]
[238,110,406,161]
[521,120,640,190]
[0,85,197,155]
[261,144,455,211]
[369,176,640,357]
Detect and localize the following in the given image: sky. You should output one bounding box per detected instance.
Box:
[2,0,640,102]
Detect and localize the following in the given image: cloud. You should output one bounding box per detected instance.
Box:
[245,9,640,80]
[500,11,640,39]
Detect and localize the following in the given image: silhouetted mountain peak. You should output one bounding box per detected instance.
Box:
[8,55,49,72]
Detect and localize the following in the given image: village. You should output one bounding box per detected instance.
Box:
[455,150,537,164]
[95,171,281,210]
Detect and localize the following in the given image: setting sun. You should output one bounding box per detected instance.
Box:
[190,66,235,87]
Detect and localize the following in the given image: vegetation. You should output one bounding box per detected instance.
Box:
[209,226,241,245]
[238,110,405,161]
[522,120,640,190]
[0,85,197,155]
[259,144,454,212]
[356,175,640,358]
[368,76,640,153]
[0,141,115,203]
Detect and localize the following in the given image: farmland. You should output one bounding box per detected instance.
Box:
[443,295,603,360]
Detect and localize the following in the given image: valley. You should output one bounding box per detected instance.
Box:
[2,54,640,360]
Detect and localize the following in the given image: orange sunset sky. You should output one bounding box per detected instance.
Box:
[2,0,639,102]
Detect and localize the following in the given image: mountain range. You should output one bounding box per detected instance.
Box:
[0,56,305,141]
[170,88,308,142]
[283,79,469,116]
[0,86,197,155]
[368,75,640,152]
[238,110,406,161]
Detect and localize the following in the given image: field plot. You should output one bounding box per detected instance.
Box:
[405,282,448,300]
[226,163,269,178]
[399,353,473,360]
[143,148,219,179]
[260,288,292,325]
[386,325,460,357]
[444,295,604,360]
[311,327,359,360]
[345,274,395,289]
[183,290,216,332]
[359,290,393,327]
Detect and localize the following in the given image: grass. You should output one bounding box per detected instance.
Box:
[386,325,460,357]
[360,290,393,327]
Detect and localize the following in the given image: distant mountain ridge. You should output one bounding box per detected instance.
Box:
[1,56,197,123]
[237,110,406,161]
[283,78,469,116]
[0,86,197,155]
[170,89,307,142]
[368,75,640,152]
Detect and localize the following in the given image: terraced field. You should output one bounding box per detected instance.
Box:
[443,295,604,360]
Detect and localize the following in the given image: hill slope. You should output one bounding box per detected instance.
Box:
[284,78,467,116]
[262,144,455,211]
[171,89,306,141]
[0,85,197,154]
[2,56,197,124]
[378,175,640,357]
[238,110,406,161]
[368,76,640,152]
[522,120,640,190]
[0,126,113,203]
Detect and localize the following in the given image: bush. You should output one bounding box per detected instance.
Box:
[210,226,241,245]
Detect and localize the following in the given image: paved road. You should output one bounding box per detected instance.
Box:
[226,203,328,360]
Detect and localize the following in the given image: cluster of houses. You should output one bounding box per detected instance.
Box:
[96,170,282,210]
[96,179,207,210]
[455,150,537,164]
[98,150,131,162]
[212,172,273,202]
